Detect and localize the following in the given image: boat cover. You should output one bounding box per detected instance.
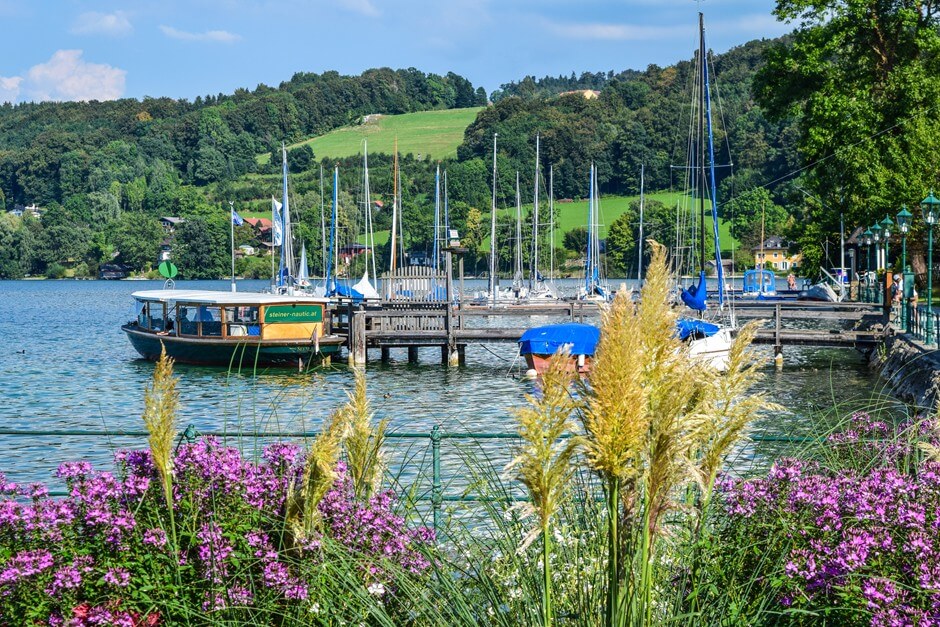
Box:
[675,318,720,341]
[681,270,708,311]
[518,323,600,357]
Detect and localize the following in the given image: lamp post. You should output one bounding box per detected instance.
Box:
[898,206,912,331]
[881,215,893,270]
[920,192,940,345]
[871,222,882,270]
[863,228,874,302]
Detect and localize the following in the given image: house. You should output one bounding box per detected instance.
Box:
[160,217,184,233]
[9,204,42,219]
[237,244,256,256]
[559,89,600,100]
[159,239,173,262]
[339,243,369,263]
[753,236,801,271]
[244,217,272,231]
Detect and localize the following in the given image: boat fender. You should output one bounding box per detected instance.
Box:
[524,369,539,380]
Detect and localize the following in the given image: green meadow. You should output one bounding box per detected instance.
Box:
[257,108,483,165]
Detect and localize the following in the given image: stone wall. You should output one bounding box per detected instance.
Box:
[870,332,940,410]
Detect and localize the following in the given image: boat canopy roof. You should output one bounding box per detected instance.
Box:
[518,323,600,357]
[131,290,329,306]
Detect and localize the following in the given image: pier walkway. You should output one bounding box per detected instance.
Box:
[331,300,887,366]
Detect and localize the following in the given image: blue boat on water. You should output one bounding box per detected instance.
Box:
[518,323,600,374]
[741,269,777,298]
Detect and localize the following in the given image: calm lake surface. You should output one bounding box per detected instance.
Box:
[0,278,898,490]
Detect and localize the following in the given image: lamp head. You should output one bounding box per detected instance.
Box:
[871,222,881,243]
[921,191,940,226]
[897,205,912,234]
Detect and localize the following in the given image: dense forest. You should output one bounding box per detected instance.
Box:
[0,38,802,280]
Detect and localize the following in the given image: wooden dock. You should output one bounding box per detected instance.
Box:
[331,300,887,366]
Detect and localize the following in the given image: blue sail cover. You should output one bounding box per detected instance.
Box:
[518,323,600,357]
[681,270,708,311]
[675,318,720,341]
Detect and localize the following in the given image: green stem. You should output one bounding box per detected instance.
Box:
[639,503,652,627]
[606,477,620,627]
[543,525,553,627]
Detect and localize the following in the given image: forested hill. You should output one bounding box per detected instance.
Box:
[461,36,797,203]
[0,36,801,280]
[0,68,486,207]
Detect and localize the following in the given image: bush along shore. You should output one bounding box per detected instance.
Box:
[2,243,939,626]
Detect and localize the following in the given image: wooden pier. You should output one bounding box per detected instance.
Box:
[331,299,887,366]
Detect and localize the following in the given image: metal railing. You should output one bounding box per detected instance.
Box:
[0,425,824,534]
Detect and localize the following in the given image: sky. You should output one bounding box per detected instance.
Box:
[0,0,793,105]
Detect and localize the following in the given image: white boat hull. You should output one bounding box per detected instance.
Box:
[688,327,734,371]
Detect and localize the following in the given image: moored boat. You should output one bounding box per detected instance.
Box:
[518,322,600,375]
[123,289,344,367]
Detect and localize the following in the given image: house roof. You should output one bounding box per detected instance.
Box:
[753,236,788,251]
[160,217,184,225]
[245,217,272,229]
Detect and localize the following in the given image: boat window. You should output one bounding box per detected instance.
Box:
[225,306,259,338]
[177,306,198,336]
[196,306,222,337]
[138,301,167,332]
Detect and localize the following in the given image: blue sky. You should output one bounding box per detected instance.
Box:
[0,0,792,104]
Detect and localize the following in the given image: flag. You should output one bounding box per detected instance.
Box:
[271,197,283,246]
[231,206,244,226]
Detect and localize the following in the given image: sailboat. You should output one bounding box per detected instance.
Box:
[577,163,611,302]
[528,133,559,301]
[676,13,735,370]
[473,132,516,305]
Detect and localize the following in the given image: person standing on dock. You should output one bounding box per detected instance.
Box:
[787,273,796,290]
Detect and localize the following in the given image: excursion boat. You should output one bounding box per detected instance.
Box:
[518,323,600,375]
[123,290,344,367]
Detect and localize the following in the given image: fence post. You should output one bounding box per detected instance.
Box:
[431,425,442,535]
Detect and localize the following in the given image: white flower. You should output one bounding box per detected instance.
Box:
[367,582,386,597]
[308,602,320,614]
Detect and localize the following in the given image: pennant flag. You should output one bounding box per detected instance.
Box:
[231,207,244,226]
[271,197,283,246]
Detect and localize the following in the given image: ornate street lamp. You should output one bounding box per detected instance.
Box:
[871,222,882,270]
[864,228,874,302]
[898,205,912,331]
[920,192,940,344]
[881,215,893,269]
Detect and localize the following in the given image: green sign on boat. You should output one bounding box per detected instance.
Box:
[158,261,178,278]
[263,304,323,323]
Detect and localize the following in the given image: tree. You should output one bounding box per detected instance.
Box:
[754,1,940,232]
[563,227,587,254]
[113,213,165,271]
[174,216,229,279]
[723,187,789,250]
[606,210,637,276]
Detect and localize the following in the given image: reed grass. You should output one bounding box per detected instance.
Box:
[344,367,388,501]
[506,352,579,626]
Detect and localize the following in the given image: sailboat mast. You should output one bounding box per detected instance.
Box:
[325,166,338,293]
[443,170,449,247]
[638,164,645,283]
[364,141,377,283]
[586,163,594,294]
[320,165,326,278]
[549,165,555,281]
[433,164,441,272]
[489,132,498,305]
[389,140,399,281]
[515,171,523,285]
[698,12,707,273]
[702,13,725,305]
[279,143,295,288]
[531,133,540,290]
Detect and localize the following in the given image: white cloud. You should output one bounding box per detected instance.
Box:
[337,0,380,18]
[160,25,241,43]
[0,76,22,104]
[71,11,133,37]
[543,19,685,41]
[24,50,125,102]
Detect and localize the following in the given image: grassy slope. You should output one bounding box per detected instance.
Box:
[355,191,737,254]
[256,108,483,165]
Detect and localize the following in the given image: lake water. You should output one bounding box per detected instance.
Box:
[0,278,897,491]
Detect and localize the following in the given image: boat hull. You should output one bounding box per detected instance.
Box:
[688,327,735,371]
[523,352,591,375]
[123,325,343,367]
